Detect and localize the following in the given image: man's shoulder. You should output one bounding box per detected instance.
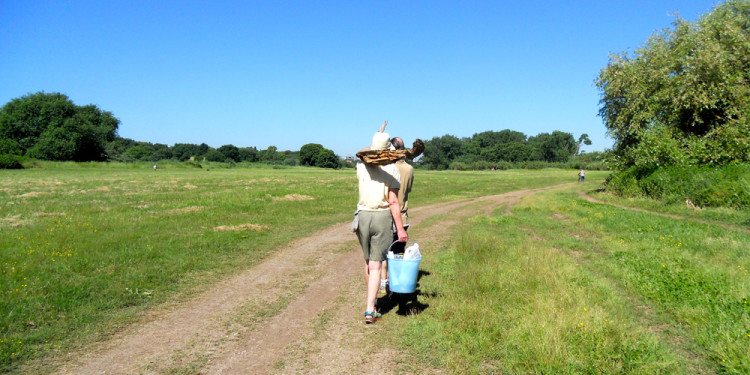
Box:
[396,160,413,173]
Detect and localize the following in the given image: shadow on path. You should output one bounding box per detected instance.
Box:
[378,270,432,316]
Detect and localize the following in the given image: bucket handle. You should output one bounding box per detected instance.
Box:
[387,240,409,252]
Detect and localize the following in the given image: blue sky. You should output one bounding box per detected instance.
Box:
[0,0,720,158]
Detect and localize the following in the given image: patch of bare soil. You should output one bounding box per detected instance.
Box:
[212,223,267,232]
[1,214,29,228]
[272,194,315,201]
[49,184,571,375]
[18,191,47,198]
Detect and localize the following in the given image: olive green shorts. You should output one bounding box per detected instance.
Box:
[356,210,393,262]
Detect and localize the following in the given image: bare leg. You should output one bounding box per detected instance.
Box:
[365,260,382,312]
[380,260,388,284]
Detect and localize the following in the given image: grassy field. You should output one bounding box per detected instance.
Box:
[0,163,587,372]
[395,179,750,373]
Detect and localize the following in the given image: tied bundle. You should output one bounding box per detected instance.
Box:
[356,138,425,166]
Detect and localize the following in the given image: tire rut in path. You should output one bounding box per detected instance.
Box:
[55,184,569,374]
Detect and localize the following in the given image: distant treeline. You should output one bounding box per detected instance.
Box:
[0,92,342,169]
[0,91,605,170]
[418,130,605,170]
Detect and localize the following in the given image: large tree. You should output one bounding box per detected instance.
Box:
[299,143,340,168]
[0,92,119,161]
[527,131,577,163]
[299,143,325,166]
[596,0,750,169]
[218,144,240,162]
[315,148,340,169]
[464,130,527,157]
[420,134,464,170]
[171,143,204,161]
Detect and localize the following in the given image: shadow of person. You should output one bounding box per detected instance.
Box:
[377,270,432,316]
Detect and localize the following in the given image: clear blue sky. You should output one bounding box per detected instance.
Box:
[0,0,720,158]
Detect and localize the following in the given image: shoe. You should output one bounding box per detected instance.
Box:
[365,311,382,324]
[378,281,388,297]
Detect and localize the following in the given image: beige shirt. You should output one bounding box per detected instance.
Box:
[356,162,401,211]
[394,160,413,225]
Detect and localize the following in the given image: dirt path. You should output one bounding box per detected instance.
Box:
[52,184,572,375]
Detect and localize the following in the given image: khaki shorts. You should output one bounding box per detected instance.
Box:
[356,210,393,262]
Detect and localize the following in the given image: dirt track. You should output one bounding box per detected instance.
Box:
[52,184,572,374]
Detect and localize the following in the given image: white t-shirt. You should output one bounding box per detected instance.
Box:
[356,162,401,211]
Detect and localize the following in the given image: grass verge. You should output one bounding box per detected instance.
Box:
[399,184,749,374]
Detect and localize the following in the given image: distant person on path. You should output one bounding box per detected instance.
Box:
[380,136,418,295]
[353,123,408,324]
[578,169,585,182]
[153,164,157,171]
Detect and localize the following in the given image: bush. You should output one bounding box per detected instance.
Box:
[204,150,225,162]
[182,161,202,168]
[606,164,750,208]
[283,157,299,166]
[518,161,555,169]
[0,154,23,169]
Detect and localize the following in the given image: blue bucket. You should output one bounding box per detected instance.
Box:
[388,248,421,293]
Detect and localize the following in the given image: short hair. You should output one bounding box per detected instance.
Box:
[390,137,405,150]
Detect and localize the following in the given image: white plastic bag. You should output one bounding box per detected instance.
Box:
[403,243,421,260]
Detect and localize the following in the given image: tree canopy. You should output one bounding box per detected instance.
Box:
[419,130,581,170]
[0,92,119,161]
[596,0,750,169]
[299,143,341,169]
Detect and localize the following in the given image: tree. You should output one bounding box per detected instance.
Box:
[0,92,119,161]
[105,137,138,161]
[299,143,324,166]
[70,104,119,161]
[204,149,225,162]
[28,125,78,160]
[528,131,577,162]
[149,144,172,161]
[238,147,258,162]
[596,0,750,169]
[125,143,155,161]
[420,135,464,170]
[258,145,283,163]
[218,144,240,162]
[171,143,203,161]
[315,148,340,169]
[574,134,592,156]
[0,92,75,153]
[464,130,527,157]
[496,142,534,162]
[0,138,21,156]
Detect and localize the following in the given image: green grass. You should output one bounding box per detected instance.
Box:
[400,181,749,374]
[0,163,587,372]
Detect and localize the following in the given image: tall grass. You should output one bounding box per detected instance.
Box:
[0,164,586,372]
[400,184,749,373]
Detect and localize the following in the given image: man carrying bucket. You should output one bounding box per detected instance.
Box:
[353,122,408,324]
[379,136,423,295]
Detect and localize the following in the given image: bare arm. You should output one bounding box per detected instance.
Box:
[388,188,408,242]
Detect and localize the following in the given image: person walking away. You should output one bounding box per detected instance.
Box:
[380,137,415,294]
[578,169,585,182]
[354,127,408,324]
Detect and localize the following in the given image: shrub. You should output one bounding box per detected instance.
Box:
[182,161,202,168]
[606,164,750,208]
[0,154,23,169]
